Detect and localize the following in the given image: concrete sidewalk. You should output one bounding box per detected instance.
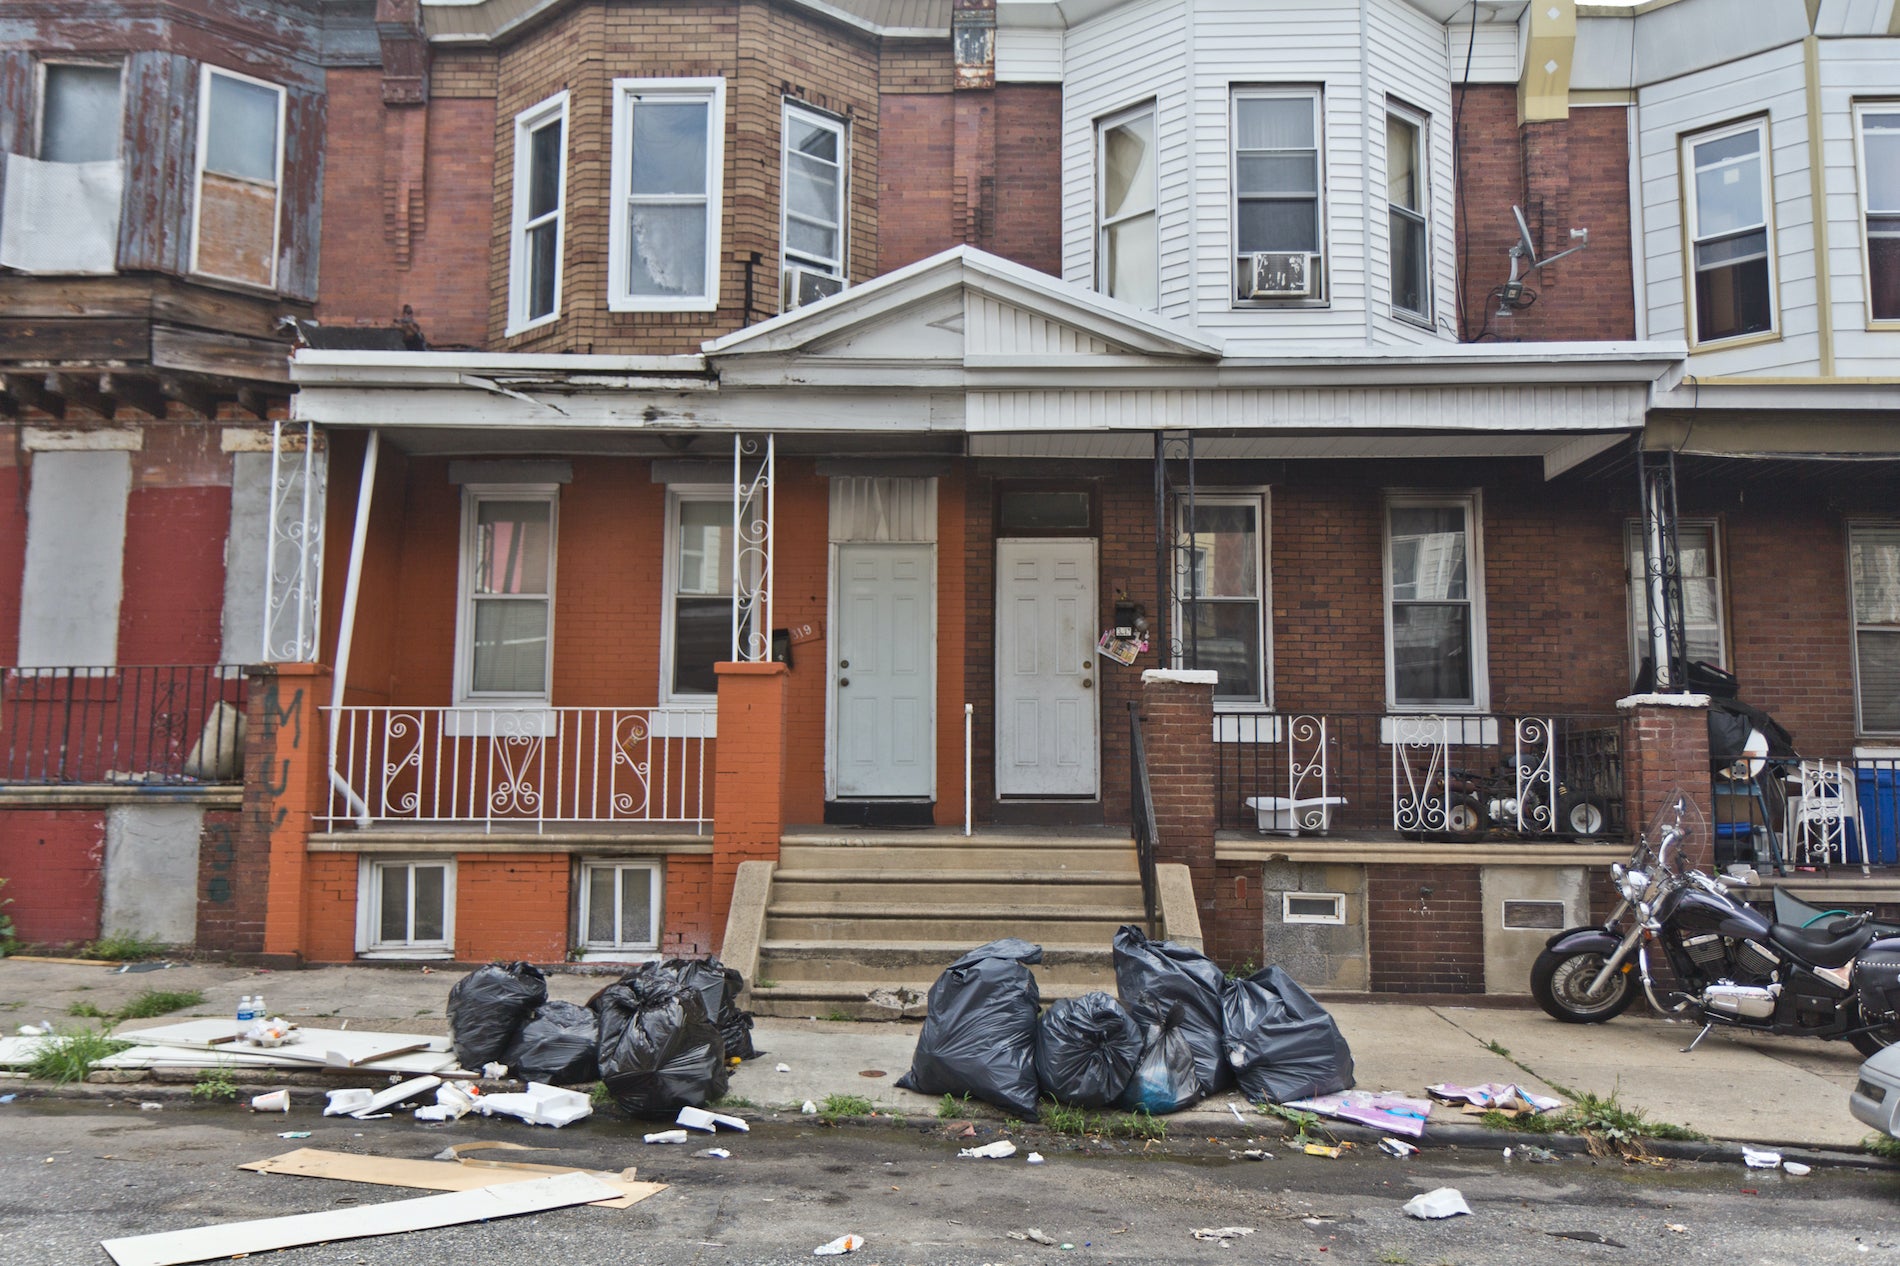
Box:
[0,957,1872,1151]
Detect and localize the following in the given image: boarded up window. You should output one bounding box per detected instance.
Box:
[193,68,282,288]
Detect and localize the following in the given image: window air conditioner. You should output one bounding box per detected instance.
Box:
[1245,251,1317,300]
[783,265,847,311]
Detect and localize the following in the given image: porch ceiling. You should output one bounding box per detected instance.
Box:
[969,429,1632,478]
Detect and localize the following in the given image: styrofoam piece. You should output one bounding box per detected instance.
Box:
[1402,1188,1472,1219]
[644,1130,690,1145]
[350,1076,442,1119]
[473,1082,592,1129]
[1784,1161,1812,1176]
[323,1088,375,1117]
[250,1090,290,1113]
[99,1170,621,1266]
[677,1105,749,1132]
[0,1036,54,1067]
[957,1141,1017,1159]
[414,1084,477,1122]
[1743,1146,1783,1169]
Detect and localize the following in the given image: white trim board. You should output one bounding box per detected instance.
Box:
[100,1171,621,1266]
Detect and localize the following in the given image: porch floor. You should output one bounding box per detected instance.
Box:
[1214,829,1630,865]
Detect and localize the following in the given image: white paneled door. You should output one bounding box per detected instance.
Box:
[996,538,1099,798]
[833,543,934,798]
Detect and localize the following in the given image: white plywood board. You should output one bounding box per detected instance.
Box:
[117,1022,457,1071]
[100,1171,621,1266]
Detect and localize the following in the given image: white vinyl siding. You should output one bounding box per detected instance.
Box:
[507,92,567,335]
[1366,0,1457,344]
[1851,525,1900,736]
[1823,41,1900,367]
[608,78,724,312]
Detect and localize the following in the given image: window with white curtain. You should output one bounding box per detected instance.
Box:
[1683,118,1774,344]
[1231,87,1324,301]
[1855,105,1900,324]
[1851,525,1900,734]
[578,861,661,956]
[1625,521,1726,678]
[1385,105,1429,320]
[609,78,724,311]
[1096,102,1157,308]
[456,487,557,703]
[1386,494,1486,709]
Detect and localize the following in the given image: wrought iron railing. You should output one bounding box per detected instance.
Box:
[0,665,247,785]
[323,706,714,831]
[1127,702,1160,937]
[1215,711,1626,841]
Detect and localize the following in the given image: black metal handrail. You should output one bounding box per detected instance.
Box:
[1127,701,1160,937]
[0,665,248,786]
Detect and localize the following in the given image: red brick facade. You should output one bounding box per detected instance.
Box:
[1368,864,1486,994]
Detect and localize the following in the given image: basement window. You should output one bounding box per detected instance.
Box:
[191,66,285,290]
[357,858,455,957]
[578,861,662,957]
[1282,892,1346,925]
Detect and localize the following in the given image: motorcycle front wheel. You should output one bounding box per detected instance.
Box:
[1850,1007,1900,1057]
[1531,947,1636,1024]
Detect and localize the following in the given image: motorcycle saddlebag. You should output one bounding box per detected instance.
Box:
[1857,939,1900,1019]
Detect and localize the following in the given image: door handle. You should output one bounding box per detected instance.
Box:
[1081,659,1092,669]
[839,659,850,669]
[840,677,850,687]
[1082,679,1093,689]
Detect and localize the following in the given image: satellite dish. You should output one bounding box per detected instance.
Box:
[1512,205,1539,264]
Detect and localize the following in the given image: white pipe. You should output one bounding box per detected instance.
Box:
[262,419,283,662]
[328,429,380,828]
[964,702,973,837]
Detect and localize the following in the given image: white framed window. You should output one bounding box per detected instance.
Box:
[1385,493,1487,710]
[1232,86,1324,303]
[1682,117,1775,345]
[357,858,455,956]
[1854,103,1900,325]
[577,860,662,957]
[39,62,121,162]
[191,65,285,290]
[781,100,846,301]
[609,77,725,312]
[1625,520,1726,678]
[1282,892,1346,925]
[454,485,557,705]
[507,91,568,335]
[1174,492,1270,709]
[661,487,737,703]
[1850,524,1900,735]
[1385,103,1430,321]
[1096,101,1158,308]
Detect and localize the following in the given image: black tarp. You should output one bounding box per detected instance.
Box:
[895,938,1044,1120]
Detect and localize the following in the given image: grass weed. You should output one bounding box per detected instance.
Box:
[1112,1108,1166,1140]
[937,1092,974,1119]
[1864,1132,1900,1160]
[65,1001,111,1019]
[118,989,204,1020]
[25,1028,132,1084]
[78,933,167,962]
[190,1065,240,1102]
[818,1093,874,1125]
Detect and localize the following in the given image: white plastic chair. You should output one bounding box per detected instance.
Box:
[1788,760,1870,874]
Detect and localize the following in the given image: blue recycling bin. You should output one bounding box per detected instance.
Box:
[1856,766,1900,866]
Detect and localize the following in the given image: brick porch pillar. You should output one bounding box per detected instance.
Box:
[1137,670,1221,953]
[1618,692,1714,872]
[712,662,790,944]
[237,662,330,961]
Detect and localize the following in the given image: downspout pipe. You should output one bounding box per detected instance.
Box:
[328,429,379,828]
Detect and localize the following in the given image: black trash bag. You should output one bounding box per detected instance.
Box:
[1111,924,1230,1096]
[445,961,548,1070]
[595,974,729,1116]
[1117,1000,1203,1115]
[613,958,760,1063]
[502,1000,599,1086]
[1035,991,1142,1108]
[1221,965,1355,1104]
[895,938,1044,1121]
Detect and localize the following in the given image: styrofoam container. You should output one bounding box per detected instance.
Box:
[1245,795,1347,835]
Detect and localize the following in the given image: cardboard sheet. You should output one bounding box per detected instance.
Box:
[100,1171,621,1266]
[238,1147,662,1209]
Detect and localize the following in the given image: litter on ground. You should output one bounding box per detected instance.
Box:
[812,1233,864,1256]
[1426,1082,1561,1115]
[677,1105,749,1132]
[472,1082,591,1128]
[1378,1138,1418,1157]
[644,1130,691,1145]
[1026,1151,1045,1164]
[958,1140,1017,1159]
[1283,1090,1432,1138]
[238,1146,659,1209]
[1784,1161,1812,1176]
[1190,1227,1256,1242]
[1743,1146,1783,1169]
[694,1148,732,1159]
[1402,1188,1472,1220]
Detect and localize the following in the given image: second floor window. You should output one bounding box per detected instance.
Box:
[192,67,284,290]
[507,93,567,334]
[41,63,121,162]
[1684,118,1774,345]
[781,102,846,302]
[1097,102,1157,308]
[610,78,725,312]
[1232,88,1324,302]
[1386,106,1429,320]
[1857,105,1899,323]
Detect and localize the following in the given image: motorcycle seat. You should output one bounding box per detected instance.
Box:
[1768,919,1876,968]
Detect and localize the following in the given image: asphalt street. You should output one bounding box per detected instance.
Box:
[4,1099,1898,1266]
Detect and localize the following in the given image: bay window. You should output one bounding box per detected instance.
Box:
[1097,102,1158,308]
[1232,87,1324,301]
[1856,105,1900,323]
[1684,118,1775,344]
[610,78,724,311]
[508,92,568,334]
[1386,105,1429,320]
[192,66,284,289]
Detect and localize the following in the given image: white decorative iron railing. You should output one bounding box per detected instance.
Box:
[322,706,714,830]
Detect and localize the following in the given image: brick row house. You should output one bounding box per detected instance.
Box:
[2,0,1896,1007]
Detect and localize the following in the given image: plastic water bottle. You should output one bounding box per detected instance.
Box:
[236,995,256,1027]
[253,993,266,1022]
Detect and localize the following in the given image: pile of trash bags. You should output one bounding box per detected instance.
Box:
[897,926,1353,1119]
[444,954,761,1117]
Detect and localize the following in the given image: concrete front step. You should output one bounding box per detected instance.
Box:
[777,843,1138,874]
[754,941,1117,984]
[769,879,1144,906]
[746,976,1118,1020]
[772,870,1142,892]
[764,912,1142,944]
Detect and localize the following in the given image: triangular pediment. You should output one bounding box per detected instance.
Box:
[702,245,1222,366]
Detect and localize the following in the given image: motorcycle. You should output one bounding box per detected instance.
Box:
[1531,791,1900,1056]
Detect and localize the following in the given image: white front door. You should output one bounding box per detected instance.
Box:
[833,543,934,798]
[996,538,1099,798]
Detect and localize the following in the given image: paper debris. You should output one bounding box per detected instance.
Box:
[813,1233,864,1256]
[1743,1146,1783,1169]
[1284,1090,1433,1138]
[694,1148,732,1159]
[1025,1151,1045,1164]
[1379,1138,1419,1157]
[776,1063,791,1073]
[802,1100,818,1115]
[276,1131,312,1140]
[1303,1143,1343,1159]
[482,1062,509,1079]
[1666,1224,1689,1234]
[958,1140,1017,1159]
[1426,1082,1562,1115]
[138,1102,162,1112]
[1402,1187,1471,1220]
[1191,1227,1256,1241]
[1007,1229,1059,1245]
[1236,1148,1274,1161]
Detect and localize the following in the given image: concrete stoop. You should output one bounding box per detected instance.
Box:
[742,831,1154,1019]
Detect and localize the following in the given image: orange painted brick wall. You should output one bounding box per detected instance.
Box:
[455,855,570,962]
[776,460,830,824]
[712,663,787,933]
[301,852,359,964]
[665,853,716,956]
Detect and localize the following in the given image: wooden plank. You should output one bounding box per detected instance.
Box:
[149,276,309,340]
[0,319,148,363]
[236,1147,663,1210]
[150,324,292,384]
[99,1171,622,1266]
[0,276,154,321]
[119,52,195,276]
